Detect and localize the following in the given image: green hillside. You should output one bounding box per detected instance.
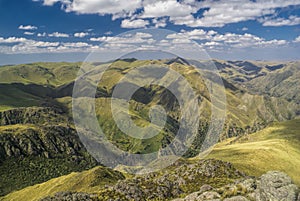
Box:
[1,166,125,201]
[0,62,81,87]
[204,119,300,185]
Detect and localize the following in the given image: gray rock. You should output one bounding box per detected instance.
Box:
[199,184,214,193]
[255,171,299,201]
[240,178,256,192]
[247,192,256,200]
[183,191,201,200]
[223,196,249,201]
[174,191,221,201]
[197,191,221,200]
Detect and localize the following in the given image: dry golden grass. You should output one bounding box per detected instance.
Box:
[1,166,124,201]
[202,119,300,185]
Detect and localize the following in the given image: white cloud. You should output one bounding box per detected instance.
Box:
[211,32,288,48]
[167,29,217,41]
[142,0,197,18]
[37,32,47,37]
[0,36,98,54]
[166,29,288,50]
[189,0,300,27]
[48,32,69,38]
[62,42,91,47]
[90,32,154,44]
[31,41,60,47]
[152,18,167,28]
[24,32,35,35]
[104,31,113,35]
[39,0,142,19]
[18,25,37,30]
[34,0,300,28]
[0,37,27,43]
[74,32,89,38]
[121,19,149,28]
[260,15,300,26]
[294,36,300,43]
[41,0,67,6]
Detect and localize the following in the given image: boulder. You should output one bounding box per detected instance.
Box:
[224,196,249,201]
[255,171,299,201]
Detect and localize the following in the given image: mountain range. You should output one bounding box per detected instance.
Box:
[0,59,299,201]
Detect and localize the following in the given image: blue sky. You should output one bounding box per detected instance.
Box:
[0,0,300,64]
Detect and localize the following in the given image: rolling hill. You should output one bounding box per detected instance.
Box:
[204,119,300,186]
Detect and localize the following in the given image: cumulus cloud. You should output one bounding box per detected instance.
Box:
[39,0,142,19]
[170,0,300,27]
[121,19,149,28]
[0,37,27,43]
[152,18,167,28]
[18,25,37,30]
[260,15,300,26]
[48,32,69,37]
[104,31,113,35]
[166,29,288,50]
[37,32,47,37]
[63,42,91,47]
[142,0,197,18]
[24,32,35,35]
[294,36,300,43]
[34,0,300,27]
[74,32,89,38]
[31,41,60,47]
[167,29,217,41]
[90,32,153,44]
[0,36,99,54]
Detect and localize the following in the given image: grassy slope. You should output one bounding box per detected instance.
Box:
[0,62,81,87]
[1,166,125,201]
[203,119,300,185]
[0,62,81,111]
[0,85,42,111]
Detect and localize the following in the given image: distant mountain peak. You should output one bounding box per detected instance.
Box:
[115,58,138,63]
[165,57,190,66]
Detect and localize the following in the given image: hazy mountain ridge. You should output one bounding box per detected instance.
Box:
[212,60,300,104]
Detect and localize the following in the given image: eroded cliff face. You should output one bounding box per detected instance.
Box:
[0,125,86,159]
[0,107,88,159]
[0,107,98,196]
[0,107,66,126]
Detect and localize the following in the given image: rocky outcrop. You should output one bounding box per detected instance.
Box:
[0,107,98,196]
[0,125,89,160]
[255,171,299,201]
[0,107,66,126]
[38,160,300,201]
[0,107,91,161]
[40,192,98,201]
[96,159,245,201]
[174,171,299,201]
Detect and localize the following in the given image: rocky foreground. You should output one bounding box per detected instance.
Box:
[41,159,300,201]
[174,171,299,201]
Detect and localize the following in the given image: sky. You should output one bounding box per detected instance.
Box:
[0,0,300,64]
